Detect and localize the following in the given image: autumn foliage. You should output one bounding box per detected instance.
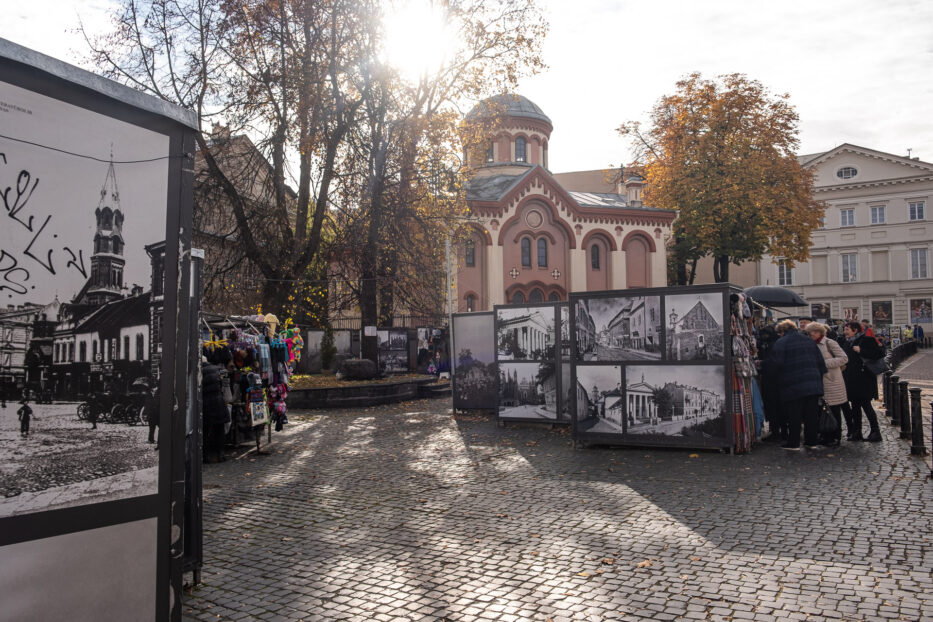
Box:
[619,73,824,284]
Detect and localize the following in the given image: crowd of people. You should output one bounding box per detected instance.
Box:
[758,317,894,450]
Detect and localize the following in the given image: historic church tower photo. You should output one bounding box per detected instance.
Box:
[77,159,127,305]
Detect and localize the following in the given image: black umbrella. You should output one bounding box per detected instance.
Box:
[743,285,808,307]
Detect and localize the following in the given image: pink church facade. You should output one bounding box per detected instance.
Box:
[455,95,676,312]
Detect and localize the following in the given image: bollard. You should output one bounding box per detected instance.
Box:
[883,370,893,413]
[889,375,901,425]
[909,388,927,456]
[899,381,911,439]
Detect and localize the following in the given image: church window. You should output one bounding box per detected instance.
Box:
[537,238,547,267]
[515,137,526,163]
[69,343,74,362]
[465,240,475,267]
[124,336,130,360]
[79,342,86,362]
[543,143,548,169]
[836,166,858,180]
[521,237,531,267]
[92,340,98,361]
[529,288,544,303]
[591,244,600,269]
[465,294,475,312]
[512,291,525,304]
[548,292,560,302]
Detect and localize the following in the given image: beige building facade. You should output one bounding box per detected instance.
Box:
[695,144,933,326]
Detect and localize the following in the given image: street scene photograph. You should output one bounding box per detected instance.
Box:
[4,0,933,620]
[665,292,725,361]
[574,295,662,362]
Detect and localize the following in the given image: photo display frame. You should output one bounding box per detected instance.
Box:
[451,312,497,411]
[0,39,196,621]
[570,284,733,449]
[494,303,566,423]
[377,328,410,372]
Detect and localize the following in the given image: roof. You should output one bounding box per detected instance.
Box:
[75,293,151,334]
[0,37,197,130]
[466,94,552,126]
[466,169,532,202]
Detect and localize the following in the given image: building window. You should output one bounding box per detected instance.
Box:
[910,248,928,279]
[840,209,855,227]
[836,166,858,179]
[870,205,886,224]
[841,253,858,283]
[529,289,544,303]
[92,340,98,361]
[591,244,600,270]
[520,237,532,267]
[485,142,494,163]
[548,292,560,302]
[136,334,145,361]
[512,291,525,304]
[537,238,547,267]
[777,259,793,286]
[465,240,475,267]
[69,343,74,362]
[515,137,526,163]
[543,143,548,169]
[54,343,60,363]
[909,201,925,221]
[465,294,475,312]
[79,342,87,362]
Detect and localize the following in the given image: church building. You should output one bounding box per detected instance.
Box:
[454,95,676,312]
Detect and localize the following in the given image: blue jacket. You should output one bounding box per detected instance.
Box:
[770,331,827,402]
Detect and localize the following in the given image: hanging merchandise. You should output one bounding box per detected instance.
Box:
[729,292,762,453]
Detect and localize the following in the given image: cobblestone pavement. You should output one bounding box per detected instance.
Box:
[184,380,933,622]
[0,401,158,514]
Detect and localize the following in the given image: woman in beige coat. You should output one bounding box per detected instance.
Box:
[805,322,852,446]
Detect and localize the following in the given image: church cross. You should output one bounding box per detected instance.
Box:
[509,268,519,279]
[551,268,561,279]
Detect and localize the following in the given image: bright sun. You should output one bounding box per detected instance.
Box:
[381,0,459,81]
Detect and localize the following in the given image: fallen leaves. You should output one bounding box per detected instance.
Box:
[636,559,653,568]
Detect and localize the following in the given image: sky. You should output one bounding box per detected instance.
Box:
[4,0,932,174]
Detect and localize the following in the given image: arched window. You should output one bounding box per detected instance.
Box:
[92,340,98,361]
[79,342,87,362]
[136,334,145,361]
[465,294,475,312]
[529,289,544,303]
[515,137,526,163]
[537,238,547,267]
[591,244,600,269]
[548,292,561,302]
[521,237,531,267]
[512,291,525,304]
[465,239,476,267]
[123,336,130,360]
[485,142,494,163]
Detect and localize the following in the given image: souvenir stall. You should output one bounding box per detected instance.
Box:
[200,313,299,459]
[730,292,763,453]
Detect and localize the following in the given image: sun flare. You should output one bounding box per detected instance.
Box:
[381,1,459,81]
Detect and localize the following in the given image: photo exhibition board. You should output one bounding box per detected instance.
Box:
[451,312,496,410]
[569,284,733,449]
[494,303,565,423]
[0,40,196,621]
[377,328,410,373]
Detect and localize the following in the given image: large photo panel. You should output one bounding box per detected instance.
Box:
[665,291,726,362]
[496,305,556,361]
[0,78,171,519]
[574,295,662,362]
[452,313,497,410]
[498,361,561,421]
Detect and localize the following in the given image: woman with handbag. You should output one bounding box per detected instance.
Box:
[838,321,884,442]
[805,322,852,446]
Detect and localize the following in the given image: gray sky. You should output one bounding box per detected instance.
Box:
[6,0,931,173]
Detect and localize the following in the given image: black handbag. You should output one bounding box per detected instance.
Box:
[861,356,891,375]
[818,400,839,437]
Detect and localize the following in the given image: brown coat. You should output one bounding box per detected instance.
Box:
[817,338,848,405]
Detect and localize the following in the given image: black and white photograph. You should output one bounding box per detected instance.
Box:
[560,361,572,420]
[332,330,355,367]
[303,330,324,374]
[499,362,560,420]
[665,292,725,361]
[559,304,570,358]
[624,365,727,440]
[574,296,662,361]
[572,364,624,433]
[0,79,171,518]
[452,313,497,410]
[377,330,408,351]
[496,306,555,361]
[379,351,409,373]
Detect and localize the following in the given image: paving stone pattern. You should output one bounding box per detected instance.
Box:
[184,365,933,622]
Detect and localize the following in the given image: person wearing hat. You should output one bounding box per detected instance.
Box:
[17,398,33,438]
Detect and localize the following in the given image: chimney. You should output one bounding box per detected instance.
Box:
[625,174,644,208]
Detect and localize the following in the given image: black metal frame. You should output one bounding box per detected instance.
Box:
[451,311,497,411]
[569,284,735,450]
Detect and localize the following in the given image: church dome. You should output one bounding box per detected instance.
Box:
[466,94,552,126]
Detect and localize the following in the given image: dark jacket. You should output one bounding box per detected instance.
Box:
[771,331,827,402]
[201,364,229,425]
[839,333,883,401]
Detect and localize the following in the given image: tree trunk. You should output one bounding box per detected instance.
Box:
[687,258,699,285]
[713,255,730,283]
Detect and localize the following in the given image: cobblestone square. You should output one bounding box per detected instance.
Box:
[184,354,933,622]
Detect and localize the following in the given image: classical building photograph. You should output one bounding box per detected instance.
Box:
[574,295,662,362]
[625,365,726,439]
[573,364,623,434]
[666,293,724,361]
[453,95,676,312]
[498,362,559,420]
[496,306,555,361]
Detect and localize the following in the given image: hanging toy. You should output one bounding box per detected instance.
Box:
[291,327,303,363]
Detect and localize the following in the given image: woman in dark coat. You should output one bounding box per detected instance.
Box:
[770,319,827,450]
[201,363,229,462]
[838,321,884,442]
